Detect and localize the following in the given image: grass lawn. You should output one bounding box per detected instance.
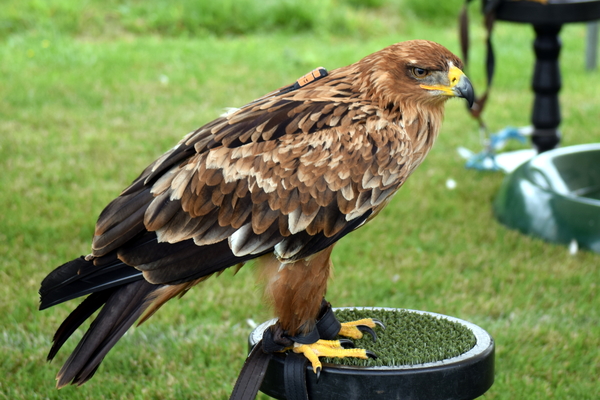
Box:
[1,1,599,399]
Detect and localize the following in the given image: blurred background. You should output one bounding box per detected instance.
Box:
[1,0,598,398]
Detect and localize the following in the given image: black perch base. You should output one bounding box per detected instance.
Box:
[247,309,495,400]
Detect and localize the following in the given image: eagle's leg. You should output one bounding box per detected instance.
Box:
[258,246,379,374]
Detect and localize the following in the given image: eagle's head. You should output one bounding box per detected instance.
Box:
[358,39,474,110]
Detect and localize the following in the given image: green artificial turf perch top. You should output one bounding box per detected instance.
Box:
[325,309,476,367]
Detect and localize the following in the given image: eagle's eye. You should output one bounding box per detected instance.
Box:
[411,67,430,79]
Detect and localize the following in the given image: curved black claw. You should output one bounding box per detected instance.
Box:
[339,339,356,349]
[372,318,386,330]
[315,366,322,382]
[366,350,378,360]
[357,325,378,342]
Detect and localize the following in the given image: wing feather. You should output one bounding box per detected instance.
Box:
[90,65,418,281]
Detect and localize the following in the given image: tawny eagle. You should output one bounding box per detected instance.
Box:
[40,40,474,388]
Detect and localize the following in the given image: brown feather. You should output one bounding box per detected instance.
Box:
[251,202,280,235]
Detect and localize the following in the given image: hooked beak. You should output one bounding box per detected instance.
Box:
[420,65,475,108]
[452,70,474,108]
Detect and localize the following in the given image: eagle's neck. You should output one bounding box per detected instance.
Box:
[396,102,445,176]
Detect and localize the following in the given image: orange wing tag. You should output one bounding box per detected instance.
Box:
[240,67,329,108]
[296,67,328,87]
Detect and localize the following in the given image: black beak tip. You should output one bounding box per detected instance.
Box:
[465,89,475,109]
[458,76,475,109]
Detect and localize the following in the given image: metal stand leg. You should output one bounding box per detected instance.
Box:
[586,22,598,71]
[531,24,562,152]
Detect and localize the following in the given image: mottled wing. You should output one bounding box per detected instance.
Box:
[92,68,415,285]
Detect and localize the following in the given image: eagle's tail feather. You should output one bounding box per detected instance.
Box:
[39,256,144,310]
[47,289,116,361]
[51,280,159,388]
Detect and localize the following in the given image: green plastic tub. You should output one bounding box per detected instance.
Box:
[494,143,600,253]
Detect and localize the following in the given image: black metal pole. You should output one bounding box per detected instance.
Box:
[531,24,563,152]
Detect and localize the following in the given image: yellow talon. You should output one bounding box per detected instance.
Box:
[339,318,379,339]
[292,340,371,373]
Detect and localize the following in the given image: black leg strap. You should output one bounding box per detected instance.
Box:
[262,324,293,353]
[315,300,341,340]
[229,339,271,400]
[229,299,341,400]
